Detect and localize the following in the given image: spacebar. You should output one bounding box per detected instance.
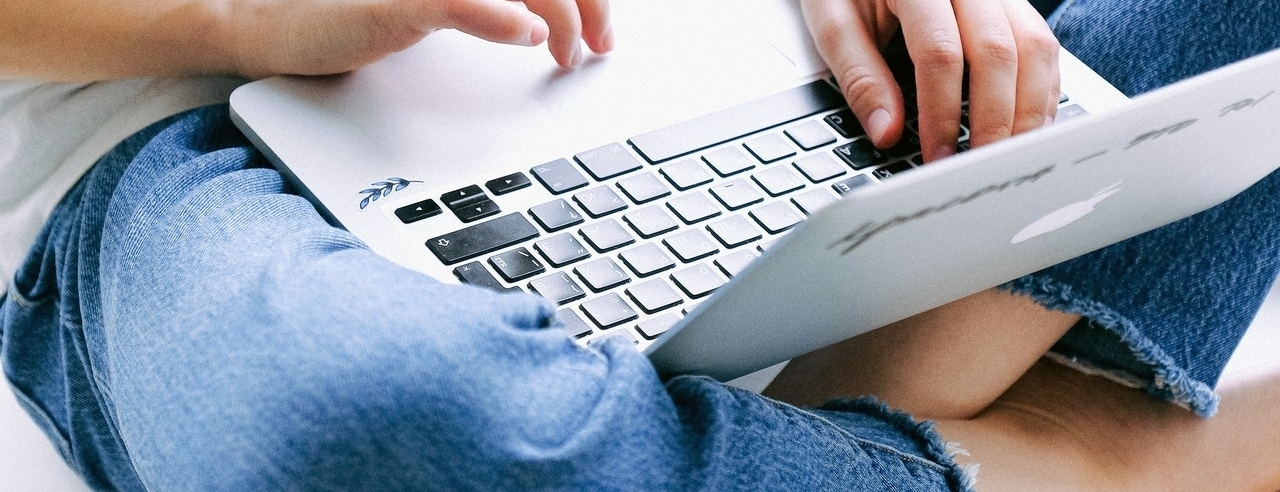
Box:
[628,80,846,163]
[426,213,539,265]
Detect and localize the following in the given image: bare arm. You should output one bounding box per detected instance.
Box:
[0,0,612,81]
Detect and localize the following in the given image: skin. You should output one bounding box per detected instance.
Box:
[4,0,1277,488]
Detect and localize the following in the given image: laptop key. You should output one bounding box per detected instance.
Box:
[453,199,501,222]
[670,263,726,298]
[529,198,585,231]
[703,146,757,176]
[636,313,681,340]
[574,257,632,292]
[579,218,635,252]
[824,108,865,138]
[714,250,759,278]
[752,166,807,197]
[533,233,591,267]
[485,172,532,195]
[623,205,679,238]
[626,278,684,314]
[872,160,916,181]
[453,261,518,292]
[427,213,539,265]
[750,201,804,234]
[791,188,840,215]
[532,158,590,194]
[573,185,628,218]
[489,247,546,282]
[667,193,722,224]
[394,199,443,224]
[832,175,875,195]
[558,308,593,338]
[834,139,891,170]
[793,153,847,183]
[629,80,845,163]
[529,272,587,305]
[616,172,672,204]
[576,142,645,181]
[709,178,765,210]
[785,119,837,150]
[743,133,797,163]
[664,228,720,263]
[659,158,715,190]
[707,214,763,248]
[618,242,676,277]
[580,293,639,329]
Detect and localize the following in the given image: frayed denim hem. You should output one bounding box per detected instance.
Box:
[1002,275,1220,417]
[821,396,978,492]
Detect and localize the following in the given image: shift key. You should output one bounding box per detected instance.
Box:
[427,213,539,265]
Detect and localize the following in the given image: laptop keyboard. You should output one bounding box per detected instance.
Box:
[406,79,1085,348]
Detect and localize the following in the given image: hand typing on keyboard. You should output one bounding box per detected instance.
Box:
[797,0,1060,162]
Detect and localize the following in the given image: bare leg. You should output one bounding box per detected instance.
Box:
[764,287,1080,419]
[933,358,1280,492]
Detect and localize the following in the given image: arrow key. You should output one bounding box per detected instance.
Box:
[486,172,532,195]
[395,199,443,224]
[454,198,501,223]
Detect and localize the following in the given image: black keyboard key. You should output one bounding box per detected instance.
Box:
[426,213,540,265]
[576,142,645,180]
[824,109,864,138]
[528,272,587,305]
[629,80,846,163]
[488,247,546,282]
[832,175,875,195]
[532,158,590,194]
[395,199,442,224]
[485,172,532,195]
[529,199,585,232]
[871,161,916,181]
[834,139,891,170]
[453,261,516,292]
[441,185,488,208]
[453,199,502,223]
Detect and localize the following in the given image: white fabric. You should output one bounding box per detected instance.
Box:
[0,77,244,296]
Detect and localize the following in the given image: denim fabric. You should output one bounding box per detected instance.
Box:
[4,0,1280,489]
[1004,0,1280,417]
[2,107,967,490]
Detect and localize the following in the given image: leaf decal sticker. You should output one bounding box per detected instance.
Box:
[358,177,424,210]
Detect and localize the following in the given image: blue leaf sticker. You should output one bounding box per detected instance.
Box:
[360,195,372,209]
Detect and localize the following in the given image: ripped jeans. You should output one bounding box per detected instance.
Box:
[4,0,1280,490]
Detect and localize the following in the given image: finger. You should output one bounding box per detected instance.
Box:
[1003,0,1060,134]
[894,0,965,162]
[799,0,904,147]
[431,0,552,47]
[576,0,614,54]
[523,0,585,67]
[953,0,1018,148]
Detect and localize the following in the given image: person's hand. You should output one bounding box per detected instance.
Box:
[798,0,1059,162]
[227,0,613,78]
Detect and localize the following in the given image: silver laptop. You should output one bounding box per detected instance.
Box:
[230,0,1280,382]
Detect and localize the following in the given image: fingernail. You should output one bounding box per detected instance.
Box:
[566,43,583,67]
[1044,115,1055,127]
[865,108,892,145]
[528,20,549,46]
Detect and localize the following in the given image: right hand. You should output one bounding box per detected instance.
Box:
[798,0,1060,162]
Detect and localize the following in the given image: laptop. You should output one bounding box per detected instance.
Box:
[229,0,1280,382]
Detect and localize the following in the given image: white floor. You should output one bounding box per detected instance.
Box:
[5,286,1280,490]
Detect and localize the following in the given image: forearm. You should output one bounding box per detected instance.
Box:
[0,0,233,81]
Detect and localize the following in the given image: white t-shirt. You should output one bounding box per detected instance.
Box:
[0,76,244,297]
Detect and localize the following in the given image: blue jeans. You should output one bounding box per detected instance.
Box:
[4,0,1280,490]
